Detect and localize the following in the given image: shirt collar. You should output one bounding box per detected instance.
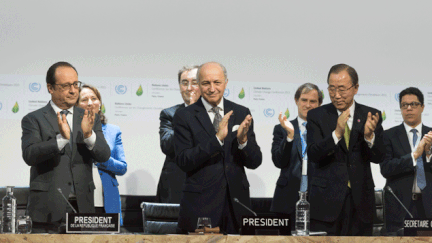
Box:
[336,100,355,118]
[201,97,224,112]
[297,116,306,127]
[50,100,74,115]
[403,121,422,134]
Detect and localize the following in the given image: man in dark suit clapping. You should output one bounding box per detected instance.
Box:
[307,63,386,236]
[174,62,262,234]
[380,87,432,234]
[156,65,201,203]
[270,83,322,230]
[21,62,111,233]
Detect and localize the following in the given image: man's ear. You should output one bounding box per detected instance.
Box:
[47,84,54,94]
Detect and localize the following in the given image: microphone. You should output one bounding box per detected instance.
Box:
[233,198,257,216]
[386,186,413,218]
[57,188,78,213]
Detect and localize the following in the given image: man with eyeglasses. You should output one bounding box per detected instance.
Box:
[21,61,110,233]
[155,65,201,203]
[380,87,432,235]
[306,63,386,235]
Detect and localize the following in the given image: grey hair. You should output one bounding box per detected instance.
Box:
[196,62,228,83]
[178,65,200,83]
[294,83,323,105]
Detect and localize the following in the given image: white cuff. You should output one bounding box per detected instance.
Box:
[84,130,96,150]
[287,136,293,142]
[216,135,224,146]
[56,133,69,151]
[238,140,247,150]
[332,131,341,145]
[365,133,375,148]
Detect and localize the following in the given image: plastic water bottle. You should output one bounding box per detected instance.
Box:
[295,191,310,236]
[2,186,17,234]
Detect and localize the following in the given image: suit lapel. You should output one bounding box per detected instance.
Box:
[194,99,215,137]
[42,103,60,135]
[349,103,363,152]
[397,123,412,154]
[224,99,235,146]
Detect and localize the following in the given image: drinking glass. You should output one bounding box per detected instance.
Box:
[196,217,212,233]
[16,215,32,234]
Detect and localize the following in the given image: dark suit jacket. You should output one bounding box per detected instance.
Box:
[21,103,111,223]
[173,98,262,232]
[156,103,186,203]
[270,119,303,214]
[380,123,432,225]
[307,102,385,223]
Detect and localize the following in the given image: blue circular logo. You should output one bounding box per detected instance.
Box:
[224,88,230,97]
[263,108,275,117]
[29,83,41,92]
[0,102,2,110]
[115,85,127,94]
[395,93,400,102]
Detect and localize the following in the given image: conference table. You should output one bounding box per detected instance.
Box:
[0,234,427,242]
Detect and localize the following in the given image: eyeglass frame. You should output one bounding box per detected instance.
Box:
[400,102,422,109]
[52,81,83,91]
[327,84,356,95]
[180,80,199,87]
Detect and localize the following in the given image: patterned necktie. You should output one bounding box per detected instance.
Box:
[412,129,426,190]
[300,122,308,192]
[211,107,222,133]
[60,110,72,148]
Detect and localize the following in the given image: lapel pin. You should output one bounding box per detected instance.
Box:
[357,119,360,123]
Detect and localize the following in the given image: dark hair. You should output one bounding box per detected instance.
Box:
[327,63,358,86]
[46,61,78,87]
[77,84,107,125]
[294,83,323,105]
[399,87,424,106]
[178,65,200,83]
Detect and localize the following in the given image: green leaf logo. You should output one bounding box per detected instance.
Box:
[101,104,106,114]
[238,88,245,99]
[136,85,143,96]
[284,108,290,119]
[12,102,19,113]
[321,90,325,100]
[382,110,386,121]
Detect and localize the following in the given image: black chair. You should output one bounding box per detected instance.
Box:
[140,202,180,234]
[373,188,385,236]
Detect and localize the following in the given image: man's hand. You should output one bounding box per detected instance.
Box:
[278,112,294,140]
[335,109,350,139]
[364,112,379,141]
[81,109,95,139]
[57,112,71,140]
[414,137,426,160]
[216,110,233,142]
[237,114,252,144]
[189,91,199,105]
[423,132,432,157]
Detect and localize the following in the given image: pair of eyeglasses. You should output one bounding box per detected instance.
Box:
[327,84,355,95]
[400,102,422,109]
[180,80,198,87]
[53,81,82,91]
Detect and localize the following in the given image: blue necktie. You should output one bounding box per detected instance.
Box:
[300,122,308,192]
[412,129,426,190]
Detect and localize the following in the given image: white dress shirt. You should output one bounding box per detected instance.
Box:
[332,101,375,147]
[50,100,96,150]
[201,97,247,149]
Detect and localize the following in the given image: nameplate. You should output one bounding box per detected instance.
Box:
[404,218,432,236]
[66,213,120,233]
[240,216,290,235]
